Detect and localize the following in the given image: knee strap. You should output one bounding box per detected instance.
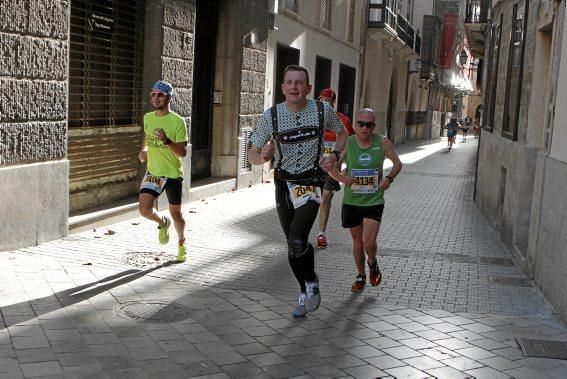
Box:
[288,239,308,258]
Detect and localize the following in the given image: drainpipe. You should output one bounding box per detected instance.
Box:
[358,0,370,108]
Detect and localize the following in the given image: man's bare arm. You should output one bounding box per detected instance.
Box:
[382,137,402,178]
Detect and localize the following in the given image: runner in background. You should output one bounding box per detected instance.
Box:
[316,88,356,249]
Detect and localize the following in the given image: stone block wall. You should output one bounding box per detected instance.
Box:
[161,0,195,125]
[239,41,267,131]
[0,0,69,166]
[0,0,70,250]
[236,0,268,187]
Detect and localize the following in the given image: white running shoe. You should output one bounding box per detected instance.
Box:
[293,293,307,317]
[305,275,321,312]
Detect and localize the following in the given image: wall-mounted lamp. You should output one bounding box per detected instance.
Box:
[459,50,468,67]
[408,59,422,74]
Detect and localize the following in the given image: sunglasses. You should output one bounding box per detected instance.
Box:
[150,91,167,98]
[356,121,376,128]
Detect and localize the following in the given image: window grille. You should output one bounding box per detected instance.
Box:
[321,0,332,30]
[483,15,502,132]
[347,0,355,42]
[240,129,252,172]
[284,0,299,13]
[502,1,528,140]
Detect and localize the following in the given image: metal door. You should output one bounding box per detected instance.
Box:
[274,44,300,104]
[338,64,356,122]
[68,0,145,211]
[191,0,219,181]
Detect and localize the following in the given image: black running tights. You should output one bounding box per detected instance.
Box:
[275,181,319,293]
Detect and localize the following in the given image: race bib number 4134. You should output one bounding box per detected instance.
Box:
[351,168,381,194]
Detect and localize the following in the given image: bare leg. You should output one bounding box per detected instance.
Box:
[318,189,333,233]
[362,218,381,265]
[139,193,164,225]
[169,204,185,243]
[349,224,365,276]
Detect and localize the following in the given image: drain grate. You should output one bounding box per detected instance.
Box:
[381,250,516,268]
[401,171,471,179]
[479,257,515,266]
[114,301,191,323]
[516,338,567,360]
[435,254,477,264]
[490,277,532,287]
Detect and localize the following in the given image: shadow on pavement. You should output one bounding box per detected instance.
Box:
[0,260,176,329]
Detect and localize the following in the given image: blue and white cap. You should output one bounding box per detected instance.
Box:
[151,80,174,98]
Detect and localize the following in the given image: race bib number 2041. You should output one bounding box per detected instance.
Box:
[287,183,322,208]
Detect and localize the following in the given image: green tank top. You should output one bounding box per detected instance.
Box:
[343,134,385,206]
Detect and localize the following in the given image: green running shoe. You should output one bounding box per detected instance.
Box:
[177,244,187,262]
[158,216,171,245]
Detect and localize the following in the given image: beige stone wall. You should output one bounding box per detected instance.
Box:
[0,0,70,250]
[528,2,567,322]
[476,0,567,321]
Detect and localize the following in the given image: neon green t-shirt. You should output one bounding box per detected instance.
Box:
[144,111,188,178]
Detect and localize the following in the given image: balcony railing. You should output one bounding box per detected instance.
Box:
[368,0,420,54]
[465,0,491,24]
[396,14,414,49]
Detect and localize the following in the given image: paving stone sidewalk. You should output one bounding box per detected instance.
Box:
[1,137,567,378]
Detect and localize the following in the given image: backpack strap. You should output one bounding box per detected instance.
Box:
[313,100,325,169]
[270,105,284,170]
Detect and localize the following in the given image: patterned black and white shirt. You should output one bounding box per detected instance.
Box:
[251,100,344,175]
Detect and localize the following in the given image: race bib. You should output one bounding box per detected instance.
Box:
[141,172,167,194]
[287,183,321,208]
[322,141,336,155]
[351,168,381,194]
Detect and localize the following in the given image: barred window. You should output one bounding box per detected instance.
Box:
[347,0,355,42]
[284,0,299,13]
[502,1,529,140]
[483,15,502,132]
[321,0,332,30]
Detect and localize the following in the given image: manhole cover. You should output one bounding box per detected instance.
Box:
[121,251,173,269]
[490,277,531,287]
[114,301,191,323]
[516,338,567,360]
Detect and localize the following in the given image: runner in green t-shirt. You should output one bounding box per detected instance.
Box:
[329,108,402,292]
[138,81,189,262]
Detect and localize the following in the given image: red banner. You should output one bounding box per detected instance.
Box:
[439,15,458,69]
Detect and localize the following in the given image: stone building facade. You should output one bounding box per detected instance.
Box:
[0,0,269,250]
[475,0,567,321]
[0,0,70,249]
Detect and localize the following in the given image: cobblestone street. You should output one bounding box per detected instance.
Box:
[2,138,567,378]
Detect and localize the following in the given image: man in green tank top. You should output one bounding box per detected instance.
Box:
[330,108,402,292]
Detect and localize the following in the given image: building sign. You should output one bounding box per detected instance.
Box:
[89,13,114,33]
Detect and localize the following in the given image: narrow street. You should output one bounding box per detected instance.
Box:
[1,137,566,378]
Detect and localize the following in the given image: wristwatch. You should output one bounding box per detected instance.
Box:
[386,175,394,183]
[164,137,172,145]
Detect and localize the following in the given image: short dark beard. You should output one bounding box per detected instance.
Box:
[153,104,165,110]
